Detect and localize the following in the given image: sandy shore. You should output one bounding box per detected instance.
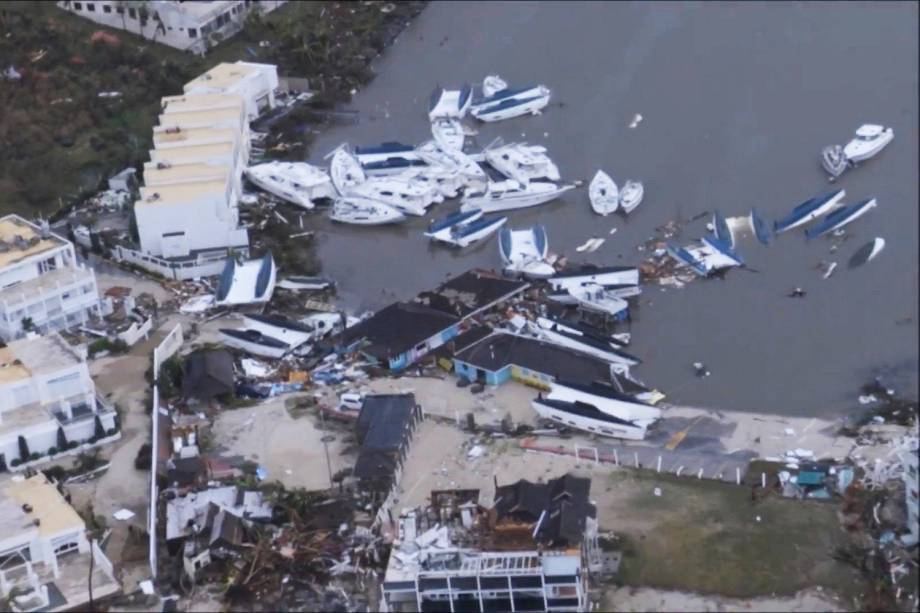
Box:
[602,586,847,612]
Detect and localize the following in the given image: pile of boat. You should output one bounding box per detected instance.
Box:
[588,170,644,216]
[545,265,641,320]
[219,311,348,359]
[821,123,894,179]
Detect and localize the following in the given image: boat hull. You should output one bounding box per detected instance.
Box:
[805,198,877,239]
[219,330,289,359]
[531,398,647,440]
[774,189,846,233]
[460,183,574,213]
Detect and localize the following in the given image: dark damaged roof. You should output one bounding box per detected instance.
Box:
[431,325,494,360]
[183,350,235,401]
[354,394,419,480]
[415,269,529,319]
[453,332,612,385]
[494,473,595,547]
[335,302,459,361]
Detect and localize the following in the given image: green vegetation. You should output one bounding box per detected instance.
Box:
[0,1,425,217]
[602,470,864,600]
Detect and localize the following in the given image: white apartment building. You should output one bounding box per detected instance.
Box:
[903,435,919,546]
[0,475,119,610]
[0,216,100,342]
[183,61,279,120]
[57,1,286,56]
[0,333,119,471]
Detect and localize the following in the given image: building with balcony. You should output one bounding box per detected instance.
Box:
[57,1,286,56]
[0,216,100,342]
[182,61,279,120]
[0,333,119,472]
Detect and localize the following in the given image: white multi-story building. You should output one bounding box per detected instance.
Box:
[0,333,119,471]
[0,215,100,342]
[57,1,286,56]
[0,474,119,610]
[902,434,919,546]
[117,62,277,280]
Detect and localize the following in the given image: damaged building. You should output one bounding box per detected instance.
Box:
[382,473,599,612]
[353,394,424,503]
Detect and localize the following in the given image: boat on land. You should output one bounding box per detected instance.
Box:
[469,85,552,122]
[527,320,641,366]
[244,161,335,209]
[589,170,619,215]
[214,253,276,306]
[242,313,315,348]
[219,328,290,358]
[499,225,555,278]
[805,198,877,239]
[773,189,846,234]
[550,379,662,427]
[531,395,648,440]
[277,276,336,291]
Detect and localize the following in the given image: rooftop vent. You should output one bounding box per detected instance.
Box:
[165,126,181,134]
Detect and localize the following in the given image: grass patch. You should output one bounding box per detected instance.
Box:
[603,470,864,600]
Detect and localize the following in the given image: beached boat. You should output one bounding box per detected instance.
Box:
[588,170,619,216]
[328,145,366,193]
[481,75,508,98]
[531,395,647,440]
[774,188,846,234]
[499,225,555,278]
[805,198,877,239]
[460,178,575,213]
[214,253,276,306]
[564,283,630,319]
[277,276,336,291]
[843,124,894,163]
[483,142,561,183]
[821,144,848,178]
[346,177,440,216]
[301,312,345,339]
[848,237,886,269]
[244,161,335,209]
[329,197,405,225]
[470,85,552,122]
[354,142,427,176]
[712,210,733,249]
[549,265,640,292]
[428,84,473,121]
[749,208,772,246]
[549,379,661,428]
[242,313,315,349]
[618,180,644,214]
[527,321,640,366]
[431,117,466,152]
[219,328,290,359]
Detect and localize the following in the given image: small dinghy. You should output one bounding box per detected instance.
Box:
[277,276,336,291]
[469,85,552,122]
[774,188,846,234]
[848,237,886,269]
[431,117,466,152]
[219,328,290,359]
[242,313,315,349]
[482,75,508,98]
[749,208,772,245]
[821,144,848,178]
[712,210,734,248]
[843,124,894,163]
[329,197,405,225]
[328,145,366,193]
[805,198,877,240]
[428,84,473,121]
[589,170,619,216]
[618,180,644,214]
[499,225,555,277]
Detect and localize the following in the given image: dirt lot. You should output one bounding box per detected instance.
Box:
[601,586,847,612]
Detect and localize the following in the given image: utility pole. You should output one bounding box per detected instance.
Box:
[320,408,333,488]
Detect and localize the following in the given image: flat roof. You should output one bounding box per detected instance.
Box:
[153,126,239,146]
[150,141,236,163]
[0,346,31,384]
[161,92,243,113]
[138,180,228,207]
[158,107,244,129]
[4,474,85,537]
[185,62,261,91]
[144,161,232,186]
[4,332,81,379]
[0,215,66,269]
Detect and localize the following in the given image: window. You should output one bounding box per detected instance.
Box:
[73,2,83,9]
[128,7,136,19]
[103,4,111,13]
[116,6,123,14]
[83,283,94,294]
[188,27,198,38]
[86,3,95,11]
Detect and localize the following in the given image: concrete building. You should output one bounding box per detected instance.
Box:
[0,333,119,471]
[183,62,279,120]
[0,215,100,342]
[57,1,286,56]
[0,474,119,611]
[902,435,919,546]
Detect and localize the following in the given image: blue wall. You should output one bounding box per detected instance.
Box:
[453,360,511,386]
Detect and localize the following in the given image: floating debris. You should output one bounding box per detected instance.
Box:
[628,113,644,129]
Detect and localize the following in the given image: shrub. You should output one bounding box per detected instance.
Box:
[105,428,117,437]
[29,452,40,461]
[67,441,79,450]
[88,436,99,445]
[47,446,58,455]
[11,459,21,468]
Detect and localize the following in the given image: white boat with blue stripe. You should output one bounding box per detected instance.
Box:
[805,198,877,239]
[469,85,552,122]
[773,189,846,234]
[354,142,427,176]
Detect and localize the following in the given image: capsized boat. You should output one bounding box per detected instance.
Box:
[329,197,405,225]
[469,85,552,122]
[327,145,366,193]
[447,215,508,248]
[242,313,315,349]
[618,180,644,214]
[531,395,647,440]
[431,117,466,152]
[214,253,276,306]
[499,225,555,277]
[712,210,733,248]
[701,235,744,267]
[843,124,894,162]
[589,170,619,216]
[460,178,575,213]
[428,84,473,121]
[219,328,290,359]
[805,198,877,240]
[549,265,640,292]
[821,145,848,178]
[550,379,661,427]
[277,276,336,291]
[527,320,640,366]
[301,312,345,339]
[481,75,508,98]
[848,237,886,269]
[749,208,772,246]
[424,209,483,241]
[773,188,846,234]
[483,142,561,182]
[666,243,709,277]
[244,161,335,209]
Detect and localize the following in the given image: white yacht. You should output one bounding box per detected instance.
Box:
[843,124,894,162]
[499,225,555,277]
[327,145,367,193]
[431,117,466,151]
[345,177,440,216]
[483,142,561,183]
[428,85,473,121]
[588,170,619,215]
[329,197,405,225]
[460,178,574,213]
[244,161,335,209]
[469,85,552,122]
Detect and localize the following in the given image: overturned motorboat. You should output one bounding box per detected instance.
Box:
[242,313,315,349]
[219,328,290,359]
[329,196,405,225]
[428,84,473,120]
[821,144,848,178]
[848,237,886,269]
[588,170,619,216]
[805,197,877,239]
[773,188,846,234]
[499,225,555,278]
[618,180,644,214]
[244,161,335,209]
[470,84,552,122]
[214,253,276,307]
[354,141,427,176]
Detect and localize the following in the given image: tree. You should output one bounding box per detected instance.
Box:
[93,415,105,440]
[57,426,69,450]
[18,435,30,462]
[21,317,34,333]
